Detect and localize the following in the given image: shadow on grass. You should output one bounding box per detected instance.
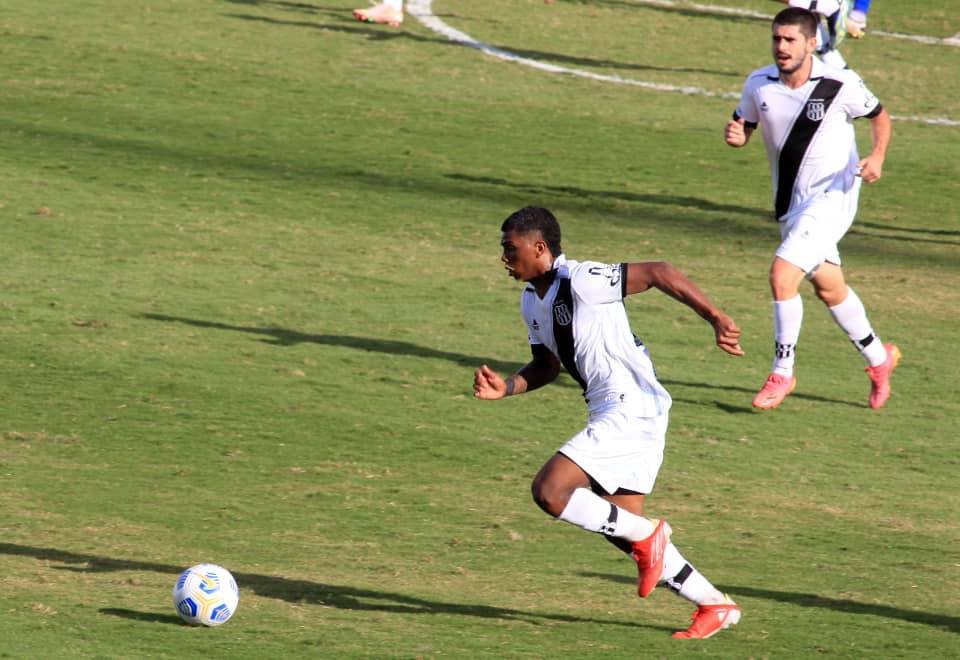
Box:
[446,173,770,219]
[579,571,959,633]
[2,543,668,630]
[550,0,768,26]
[856,221,960,238]
[661,378,863,409]
[720,585,960,635]
[220,2,740,77]
[140,313,529,377]
[100,608,185,625]
[142,313,862,407]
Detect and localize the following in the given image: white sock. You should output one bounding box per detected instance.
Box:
[772,296,803,376]
[829,288,887,366]
[661,543,725,605]
[558,488,655,541]
[384,0,402,10]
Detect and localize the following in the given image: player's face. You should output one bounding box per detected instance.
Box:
[771,24,816,75]
[500,230,549,282]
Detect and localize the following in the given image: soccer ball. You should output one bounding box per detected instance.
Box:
[172,563,239,626]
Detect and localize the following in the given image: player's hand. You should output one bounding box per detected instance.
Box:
[712,313,745,356]
[725,117,747,147]
[856,154,884,183]
[474,364,508,400]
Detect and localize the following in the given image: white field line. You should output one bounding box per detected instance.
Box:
[621,0,960,48]
[406,0,959,127]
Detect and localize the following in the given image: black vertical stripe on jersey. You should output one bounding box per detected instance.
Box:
[619,263,628,299]
[553,277,587,391]
[775,77,843,220]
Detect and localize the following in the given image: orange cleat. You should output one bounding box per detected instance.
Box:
[752,373,796,410]
[865,343,901,409]
[672,596,741,639]
[352,4,403,27]
[631,519,671,598]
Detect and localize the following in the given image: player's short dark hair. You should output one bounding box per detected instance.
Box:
[501,206,563,256]
[773,7,818,40]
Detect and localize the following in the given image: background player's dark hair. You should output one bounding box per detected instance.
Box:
[501,207,563,256]
[772,7,818,40]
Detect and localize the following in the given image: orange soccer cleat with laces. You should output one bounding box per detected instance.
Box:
[672,596,742,639]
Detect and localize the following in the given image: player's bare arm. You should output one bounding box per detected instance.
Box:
[724,117,753,147]
[474,346,561,400]
[625,262,745,356]
[858,107,891,183]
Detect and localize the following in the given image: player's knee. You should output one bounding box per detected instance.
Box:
[530,478,570,518]
[770,278,801,300]
[814,284,847,306]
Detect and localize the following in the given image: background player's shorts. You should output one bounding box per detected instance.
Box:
[558,407,667,495]
[776,184,859,275]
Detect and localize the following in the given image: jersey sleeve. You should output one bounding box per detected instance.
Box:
[571,261,626,305]
[838,71,881,119]
[520,290,544,345]
[734,76,760,129]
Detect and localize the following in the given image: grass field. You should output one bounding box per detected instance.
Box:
[1,0,958,657]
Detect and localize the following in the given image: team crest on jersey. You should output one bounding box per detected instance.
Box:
[806,98,825,121]
[553,301,572,326]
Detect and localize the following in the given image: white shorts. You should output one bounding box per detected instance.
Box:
[776,184,859,276]
[558,407,667,496]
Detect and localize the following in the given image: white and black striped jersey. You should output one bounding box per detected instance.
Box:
[734,58,883,220]
[520,254,672,417]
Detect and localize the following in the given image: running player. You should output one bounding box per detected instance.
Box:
[474,206,743,639]
[725,7,899,410]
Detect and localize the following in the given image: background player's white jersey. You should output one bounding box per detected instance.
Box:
[520,254,672,417]
[787,0,841,16]
[734,58,881,220]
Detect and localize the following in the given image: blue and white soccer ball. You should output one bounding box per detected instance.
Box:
[172,563,239,626]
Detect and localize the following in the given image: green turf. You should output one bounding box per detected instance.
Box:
[1,0,958,657]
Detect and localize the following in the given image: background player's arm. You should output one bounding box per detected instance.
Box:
[625,262,744,356]
[858,106,891,183]
[474,345,561,400]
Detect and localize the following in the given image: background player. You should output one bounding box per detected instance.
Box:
[474,206,743,639]
[724,7,899,410]
[353,1,403,27]
[774,0,851,68]
[848,0,872,38]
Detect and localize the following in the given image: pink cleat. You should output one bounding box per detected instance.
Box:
[752,373,796,410]
[672,596,741,639]
[352,3,403,27]
[865,343,901,409]
[631,519,671,598]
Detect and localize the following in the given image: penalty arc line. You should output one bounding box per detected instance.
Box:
[625,0,960,48]
[405,0,959,127]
